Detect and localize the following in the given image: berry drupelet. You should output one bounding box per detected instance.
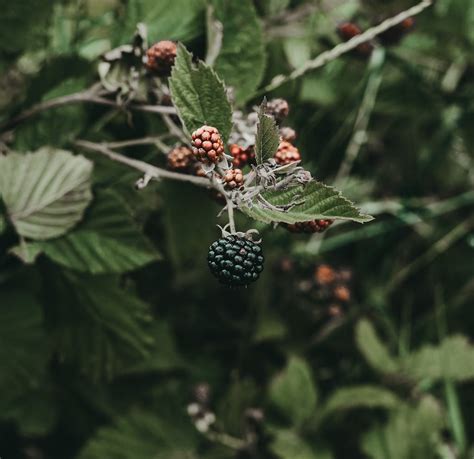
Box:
[208,235,264,287]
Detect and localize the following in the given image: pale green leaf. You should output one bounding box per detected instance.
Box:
[401,335,474,382]
[0,148,93,240]
[169,43,232,142]
[9,242,43,264]
[213,0,266,104]
[355,319,399,374]
[269,356,318,427]
[255,100,280,164]
[361,396,445,459]
[125,0,205,42]
[36,191,161,274]
[240,181,373,224]
[270,429,333,459]
[322,386,400,417]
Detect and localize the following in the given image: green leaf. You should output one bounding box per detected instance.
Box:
[9,242,43,264]
[355,319,399,374]
[169,43,232,142]
[125,0,205,42]
[0,290,49,391]
[255,100,280,165]
[45,272,153,380]
[79,407,198,459]
[361,396,445,459]
[401,335,474,382]
[240,181,374,224]
[0,379,58,437]
[0,0,55,58]
[0,148,93,240]
[213,0,266,104]
[269,356,318,427]
[270,429,333,459]
[322,386,400,417]
[35,191,160,274]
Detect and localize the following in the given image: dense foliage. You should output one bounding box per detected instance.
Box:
[1,0,474,458]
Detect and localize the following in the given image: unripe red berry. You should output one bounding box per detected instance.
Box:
[274,141,301,165]
[284,219,333,233]
[167,146,194,171]
[279,127,297,143]
[230,144,255,168]
[146,40,177,76]
[222,168,244,190]
[191,126,225,164]
[337,22,374,57]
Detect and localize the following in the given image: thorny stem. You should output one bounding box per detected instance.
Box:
[258,0,433,95]
[104,134,174,152]
[0,84,176,133]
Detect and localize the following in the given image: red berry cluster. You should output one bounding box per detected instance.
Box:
[191,126,225,164]
[222,168,244,190]
[230,144,255,168]
[274,140,301,165]
[167,146,194,171]
[284,219,333,234]
[146,40,177,76]
[337,17,416,57]
[337,22,374,56]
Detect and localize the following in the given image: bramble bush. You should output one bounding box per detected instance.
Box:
[1,0,474,458]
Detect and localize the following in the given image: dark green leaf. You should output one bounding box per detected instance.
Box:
[45,272,153,380]
[213,0,266,104]
[255,100,280,164]
[169,43,232,142]
[240,181,374,224]
[35,191,160,274]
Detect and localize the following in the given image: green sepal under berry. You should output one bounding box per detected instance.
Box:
[208,235,264,287]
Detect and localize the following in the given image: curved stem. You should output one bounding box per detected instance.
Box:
[0,85,176,133]
[74,139,212,188]
[258,0,433,95]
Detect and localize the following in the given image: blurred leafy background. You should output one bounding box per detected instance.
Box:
[1,0,474,458]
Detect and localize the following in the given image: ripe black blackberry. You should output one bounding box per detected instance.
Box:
[208,235,264,287]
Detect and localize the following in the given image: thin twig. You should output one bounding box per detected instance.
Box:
[0,86,176,133]
[161,113,189,144]
[258,0,433,95]
[74,139,212,188]
[104,135,173,149]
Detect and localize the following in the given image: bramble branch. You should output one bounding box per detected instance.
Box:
[74,139,211,188]
[259,0,433,95]
[0,85,176,133]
